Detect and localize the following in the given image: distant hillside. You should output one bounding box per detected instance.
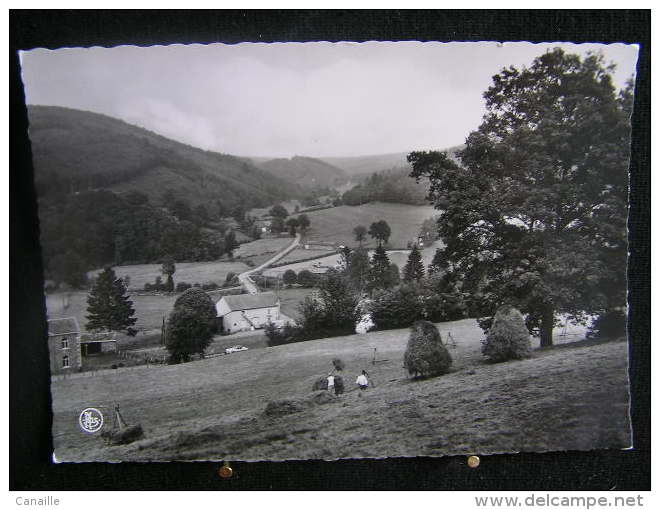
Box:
[320,145,464,177]
[341,168,429,206]
[27,105,301,210]
[253,156,348,190]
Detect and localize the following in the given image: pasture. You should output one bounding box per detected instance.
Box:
[46,291,178,333]
[301,202,438,249]
[233,236,294,266]
[262,242,443,278]
[49,318,629,462]
[88,260,250,291]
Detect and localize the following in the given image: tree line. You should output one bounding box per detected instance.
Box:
[40,189,241,289]
[340,169,427,206]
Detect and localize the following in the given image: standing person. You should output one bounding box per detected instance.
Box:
[334,375,344,396]
[356,370,369,390]
[327,373,335,393]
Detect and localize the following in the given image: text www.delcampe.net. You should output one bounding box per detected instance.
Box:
[474,494,645,509]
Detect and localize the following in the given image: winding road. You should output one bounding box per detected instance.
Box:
[237,233,301,294]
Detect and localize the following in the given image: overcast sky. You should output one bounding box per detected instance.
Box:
[20,41,638,158]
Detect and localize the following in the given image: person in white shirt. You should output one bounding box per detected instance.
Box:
[356,370,369,390]
[327,373,335,393]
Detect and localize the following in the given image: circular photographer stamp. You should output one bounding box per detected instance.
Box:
[78,407,104,433]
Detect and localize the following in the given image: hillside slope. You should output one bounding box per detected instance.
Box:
[49,318,629,461]
[321,145,464,177]
[255,155,348,189]
[27,105,300,209]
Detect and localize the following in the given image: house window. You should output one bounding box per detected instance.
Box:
[62,355,70,368]
[61,337,69,349]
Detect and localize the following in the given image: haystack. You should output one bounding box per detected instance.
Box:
[263,399,305,417]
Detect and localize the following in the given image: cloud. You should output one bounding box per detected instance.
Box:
[20,41,639,158]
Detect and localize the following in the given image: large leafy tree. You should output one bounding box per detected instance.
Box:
[269,204,289,219]
[286,217,300,236]
[353,225,367,246]
[224,230,239,257]
[368,220,392,246]
[86,266,137,332]
[161,255,176,292]
[297,214,311,233]
[409,49,632,346]
[166,288,216,363]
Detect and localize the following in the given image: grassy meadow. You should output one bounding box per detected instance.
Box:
[49,317,628,462]
[88,260,250,291]
[46,291,177,333]
[301,202,438,250]
[233,236,294,266]
[262,242,443,278]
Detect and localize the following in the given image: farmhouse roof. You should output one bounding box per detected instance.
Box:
[219,292,279,312]
[47,317,80,336]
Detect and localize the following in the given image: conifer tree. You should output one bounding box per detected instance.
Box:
[86,266,137,332]
[369,244,395,291]
[403,244,425,282]
[427,248,443,275]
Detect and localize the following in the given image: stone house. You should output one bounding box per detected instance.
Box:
[47,317,82,374]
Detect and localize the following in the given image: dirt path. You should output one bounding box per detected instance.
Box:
[238,234,301,294]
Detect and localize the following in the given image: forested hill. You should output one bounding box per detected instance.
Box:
[320,145,464,177]
[27,105,301,210]
[253,156,348,190]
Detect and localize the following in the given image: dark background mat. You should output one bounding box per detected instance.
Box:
[10,9,650,490]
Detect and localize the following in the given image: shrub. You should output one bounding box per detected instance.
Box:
[587,310,627,340]
[369,284,424,331]
[143,282,153,292]
[282,269,297,287]
[297,269,317,288]
[481,305,532,362]
[176,281,192,292]
[201,282,219,291]
[225,272,236,284]
[264,322,302,347]
[403,321,453,378]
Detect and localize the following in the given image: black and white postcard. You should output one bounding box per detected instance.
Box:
[19,40,639,462]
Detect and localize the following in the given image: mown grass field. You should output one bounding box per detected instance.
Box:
[50,318,629,462]
[262,243,443,278]
[54,237,298,333]
[302,202,438,249]
[46,291,178,333]
[88,260,250,291]
[233,236,293,263]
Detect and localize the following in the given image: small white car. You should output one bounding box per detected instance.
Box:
[225,345,249,355]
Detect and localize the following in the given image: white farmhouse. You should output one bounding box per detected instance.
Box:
[216,292,281,334]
